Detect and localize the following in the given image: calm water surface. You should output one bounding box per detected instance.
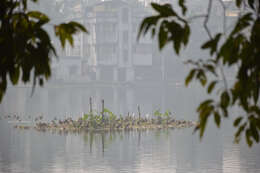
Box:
[0,85,260,173]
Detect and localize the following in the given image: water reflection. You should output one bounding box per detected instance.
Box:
[0,86,260,173]
[0,123,260,173]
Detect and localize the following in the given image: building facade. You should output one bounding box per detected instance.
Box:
[52,0,164,83]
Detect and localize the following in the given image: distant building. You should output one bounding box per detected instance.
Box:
[52,0,163,82]
[53,0,212,83]
[83,0,159,82]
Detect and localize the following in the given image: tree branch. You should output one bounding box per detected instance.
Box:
[217,0,227,36]
[204,0,213,39]
[217,0,228,90]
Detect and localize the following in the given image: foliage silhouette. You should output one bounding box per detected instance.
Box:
[0,0,87,101]
[139,0,260,146]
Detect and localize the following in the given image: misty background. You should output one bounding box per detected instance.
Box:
[1,0,260,173]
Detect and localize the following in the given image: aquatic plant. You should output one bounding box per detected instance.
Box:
[153,109,172,124]
[8,104,196,133]
[104,108,117,128]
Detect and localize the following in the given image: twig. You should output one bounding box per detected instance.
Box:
[217,0,228,90]
[187,14,207,22]
[204,0,213,39]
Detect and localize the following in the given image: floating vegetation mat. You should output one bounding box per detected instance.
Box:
[1,110,197,133]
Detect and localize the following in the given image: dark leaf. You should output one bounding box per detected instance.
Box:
[138,15,160,39]
[185,69,196,86]
[231,13,252,36]
[246,129,253,147]
[151,3,176,17]
[68,21,88,33]
[207,80,217,93]
[27,11,49,22]
[253,84,259,104]
[234,117,243,127]
[214,111,221,128]
[9,68,20,85]
[198,105,213,138]
[158,23,168,50]
[197,99,213,112]
[178,0,187,15]
[220,91,230,108]
[183,24,190,45]
[248,0,255,10]
[235,123,246,139]
[250,123,259,142]
[201,33,221,55]
[55,21,87,48]
[197,70,207,86]
[235,0,243,7]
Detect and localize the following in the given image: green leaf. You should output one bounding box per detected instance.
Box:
[173,37,181,55]
[197,99,213,112]
[68,21,88,33]
[137,15,160,39]
[246,129,253,147]
[235,123,246,139]
[39,78,44,86]
[178,0,187,15]
[248,0,255,10]
[231,13,252,36]
[151,3,175,17]
[201,33,221,55]
[198,104,213,138]
[9,68,20,85]
[235,0,243,7]
[55,21,87,48]
[220,91,230,108]
[253,84,259,104]
[214,111,221,128]
[234,117,243,127]
[250,123,259,142]
[27,11,49,22]
[207,80,217,93]
[158,23,168,50]
[183,24,190,46]
[197,70,207,86]
[185,69,196,86]
[0,80,7,102]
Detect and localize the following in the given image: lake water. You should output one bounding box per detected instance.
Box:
[0,84,260,173]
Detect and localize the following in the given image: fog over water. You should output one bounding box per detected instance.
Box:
[1,0,260,172]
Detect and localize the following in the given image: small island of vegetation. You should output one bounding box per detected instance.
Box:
[2,107,196,133]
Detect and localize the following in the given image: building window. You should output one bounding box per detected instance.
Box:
[69,65,77,75]
[97,44,116,63]
[122,8,128,24]
[123,31,128,44]
[134,44,152,54]
[123,49,128,63]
